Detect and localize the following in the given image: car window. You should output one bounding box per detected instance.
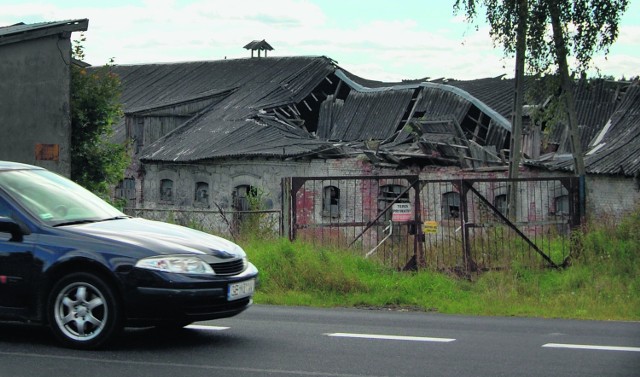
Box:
[0,197,10,218]
[0,169,124,225]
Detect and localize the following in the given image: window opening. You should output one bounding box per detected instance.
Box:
[160,179,173,203]
[322,186,340,218]
[442,191,460,219]
[378,184,409,222]
[555,194,569,216]
[494,194,507,215]
[195,182,209,206]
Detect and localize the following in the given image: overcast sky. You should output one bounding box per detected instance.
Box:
[2,0,639,81]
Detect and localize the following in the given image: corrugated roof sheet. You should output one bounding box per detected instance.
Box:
[547,79,621,152]
[528,83,640,176]
[327,89,414,141]
[429,76,515,121]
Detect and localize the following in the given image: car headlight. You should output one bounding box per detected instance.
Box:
[135,255,215,275]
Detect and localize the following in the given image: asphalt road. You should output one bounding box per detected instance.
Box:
[0,305,638,377]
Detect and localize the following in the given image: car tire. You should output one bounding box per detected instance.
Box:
[47,272,122,349]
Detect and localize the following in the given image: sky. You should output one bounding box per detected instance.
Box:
[2,0,639,82]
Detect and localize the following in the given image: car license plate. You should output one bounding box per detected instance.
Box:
[228,279,255,301]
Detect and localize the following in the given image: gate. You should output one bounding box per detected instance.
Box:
[284,176,581,273]
[284,175,421,270]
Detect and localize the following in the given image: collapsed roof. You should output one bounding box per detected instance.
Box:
[527,82,640,176]
[110,56,511,169]
[107,56,639,176]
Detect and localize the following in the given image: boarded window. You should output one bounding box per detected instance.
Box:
[160,179,173,203]
[194,182,209,206]
[322,186,340,218]
[442,192,460,219]
[555,195,569,216]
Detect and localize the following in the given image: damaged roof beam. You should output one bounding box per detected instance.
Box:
[287,105,301,118]
[333,80,342,98]
[277,107,291,117]
[401,88,423,125]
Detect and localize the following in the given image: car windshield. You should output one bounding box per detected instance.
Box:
[0,169,125,226]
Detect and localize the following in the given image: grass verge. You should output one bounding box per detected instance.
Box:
[239,207,639,321]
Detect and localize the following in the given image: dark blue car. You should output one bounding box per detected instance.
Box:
[0,161,258,349]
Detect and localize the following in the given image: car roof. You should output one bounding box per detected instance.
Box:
[0,161,44,172]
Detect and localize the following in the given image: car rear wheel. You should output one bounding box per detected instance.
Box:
[48,272,122,349]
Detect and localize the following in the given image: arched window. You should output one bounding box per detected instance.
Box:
[442,192,460,219]
[160,179,173,203]
[322,186,340,218]
[233,185,258,212]
[232,185,260,232]
[194,182,209,206]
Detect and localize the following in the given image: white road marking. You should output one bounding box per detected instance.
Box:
[185,324,230,331]
[325,332,455,343]
[543,343,640,352]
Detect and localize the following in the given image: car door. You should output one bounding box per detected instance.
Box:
[0,196,35,310]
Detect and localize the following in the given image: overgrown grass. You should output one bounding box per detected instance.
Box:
[238,207,639,321]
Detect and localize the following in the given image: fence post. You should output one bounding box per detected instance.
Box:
[459,180,474,274]
[281,177,292,241]
[412,179,425,268]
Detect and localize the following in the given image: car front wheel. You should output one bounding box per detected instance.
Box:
[48,272,122,349]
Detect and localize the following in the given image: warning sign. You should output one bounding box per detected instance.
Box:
[391,203,412,222]
[423,221,439,234]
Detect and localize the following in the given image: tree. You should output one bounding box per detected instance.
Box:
[454,0,529,219]
[70,34,130,199]
[454,0,628,218]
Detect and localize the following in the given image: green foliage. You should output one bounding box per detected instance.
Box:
[70,34,130,198]
[454,0,629,76]
[236,187,279,241]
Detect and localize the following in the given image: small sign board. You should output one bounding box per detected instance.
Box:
[391,203,412,222]
[423,221,439,234]
[35,144,59,161]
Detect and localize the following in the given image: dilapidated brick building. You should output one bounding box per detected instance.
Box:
[105,55,638,229]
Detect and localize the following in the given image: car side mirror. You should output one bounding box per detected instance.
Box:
[0,216,29,242]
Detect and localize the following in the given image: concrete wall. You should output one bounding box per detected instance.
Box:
[0,35,72,176]
[140,157,381,210]
[132,158,639,236]
[587,174,640,219]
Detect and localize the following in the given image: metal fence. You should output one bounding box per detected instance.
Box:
[284,175,581,274]
[125,175,581,275]
[124,207,282,240]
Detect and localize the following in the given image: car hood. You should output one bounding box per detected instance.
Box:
[59,217,245,260]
